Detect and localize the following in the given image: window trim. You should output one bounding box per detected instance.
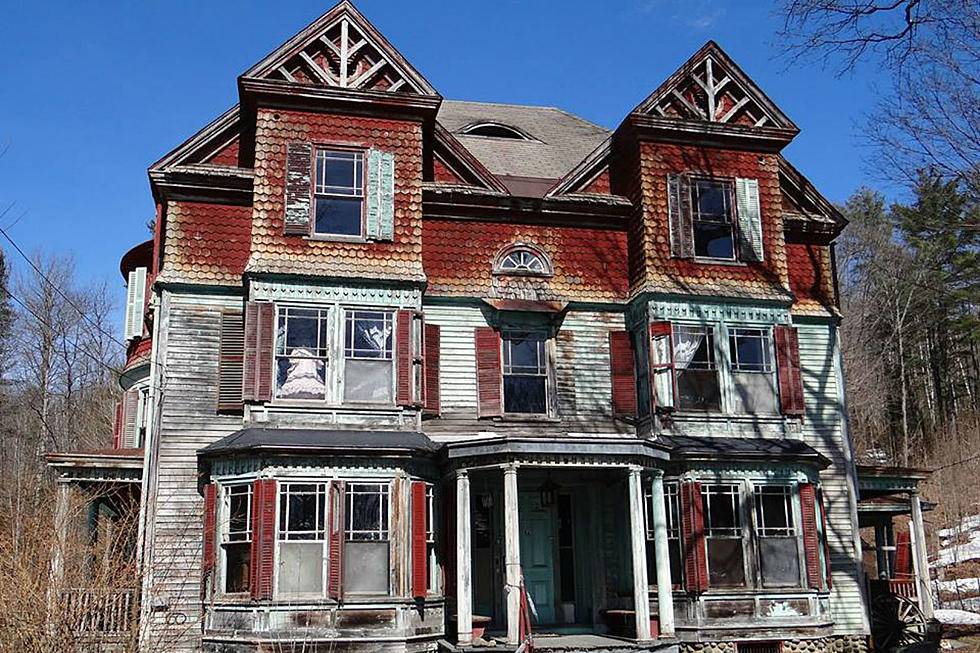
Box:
[499,329,556,419]
[309,144,367,240]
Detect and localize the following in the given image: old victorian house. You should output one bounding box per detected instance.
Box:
[44,3,940,652]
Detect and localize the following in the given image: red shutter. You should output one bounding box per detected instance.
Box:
[396,309,413,405]
[243,302,275,402]
[895,531,913,578]
[609,330,637,416]
[411,481,427,598]
[249,479,277,600]
[475,327,502,417]
[328,480,346,601]
[111,401,123,449]
[202,483,218,600]
[775,325,805,416]
[424,324,441,415]
[818,489,833,589]
[680,481,708,593]
[799,482,822,590]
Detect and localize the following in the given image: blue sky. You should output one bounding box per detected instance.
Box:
[0,0,889,324]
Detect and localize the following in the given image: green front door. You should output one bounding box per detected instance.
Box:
[519,492,556,625]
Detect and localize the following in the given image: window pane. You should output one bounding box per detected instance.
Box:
[760,538,801,587]
[732,371,778,414]
[344,359,393,403]
[314,197,363,236]
[694,181,731,220]
[223,542,251,593]
[228,486,250,541]
[279,542,324,594]
[677,369,721,411]
[343,541,389,593]
[707,539,746,587]
[276,308,329,400]
[347,483,389,541]
[277,356,327,400]
[694,222,735,259]
[730,329,772,372]
[503,376,547,414]
[346,312,393,359]
[503,333,545,374]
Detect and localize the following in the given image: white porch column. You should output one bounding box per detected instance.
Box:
[47,481,71,618]
[504,464,522,645]
[909,490,934,618]
[456,470,473,645]
[649,471,675,637]
[627,466,652,641]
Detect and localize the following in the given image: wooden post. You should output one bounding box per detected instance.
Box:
[504,464,521,645]
[456,470,473,645]
[650,471,674,637]
[909,490,934,618]
[628,466,652,641]
[47,481,71,625]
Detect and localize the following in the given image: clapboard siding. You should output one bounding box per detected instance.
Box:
[797,321,868,635]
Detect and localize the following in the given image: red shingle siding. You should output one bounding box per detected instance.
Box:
[432,156,466,184]
[249,109,424,280]
[786,243,836,316]
[206,138,240,166]
[422,220,629,301]
[159,202,252,285]
[581,168,611,194]
[630,142,791,301]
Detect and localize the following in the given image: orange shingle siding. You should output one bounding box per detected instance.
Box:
[248,109,425,281]
[432,156,466,184]
[422,219,628,302]
[580,168,611,195]
[786,242,838,316]
[631,142,792,301]
[206,138,240,166]
[158,201,252,285]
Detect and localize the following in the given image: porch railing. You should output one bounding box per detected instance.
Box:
[888,578,917,599]
[58,588,137,635]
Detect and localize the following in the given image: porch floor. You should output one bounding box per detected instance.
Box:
[444,633,677,653]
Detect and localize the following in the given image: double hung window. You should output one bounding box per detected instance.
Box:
[729,327,778,414]
[344,310,394,403]
[344,482,391,594]
[276,307,330,400]
[645,482,683,588]
[673,325,721,411]
[754,485,801,587]
[222,485,252,594]
[501,331,549,415]
[702,484,746,587]
[691,179,736,259]
[314,148,364,237]
[278,483,327,595]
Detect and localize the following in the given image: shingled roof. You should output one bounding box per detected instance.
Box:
[436,100,610,194]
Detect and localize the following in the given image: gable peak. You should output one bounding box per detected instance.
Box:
[242,1,437,96]
[635,41,796,132]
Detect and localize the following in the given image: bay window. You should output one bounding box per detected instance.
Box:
[702,483,746,587]
[729,327,778,414]
[278,483,327,595]
[276,307,330,400]
[673,325,721,411]
[426,484,438,593]
[344,482,390,594]
[754,485,801,587]
[502,331,549,414]
[222,484,252,594]
[344,310,394,403]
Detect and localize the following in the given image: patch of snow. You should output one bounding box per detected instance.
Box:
[938,515,980,539]
[936,578,980,593]
[934,514,980,567]
[935,609,980,625]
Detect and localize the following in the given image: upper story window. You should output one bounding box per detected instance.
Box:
[501,331,550,415]
[673,325,721,412]
[494,245,552,277]
[344,310,394,403]
[276,307,330,401]
[222,484,252,594]
[729,327,778,414]
[314,148,364,237]
[691,178,736,259]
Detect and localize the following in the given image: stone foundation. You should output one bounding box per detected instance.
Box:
[680,636,868,653]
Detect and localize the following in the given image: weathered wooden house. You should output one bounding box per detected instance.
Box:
[45,3,940,652]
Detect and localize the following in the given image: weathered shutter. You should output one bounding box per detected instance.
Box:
[124,267,147,340]
[396,309,413,406]
[249,478,277,601]
[818,489,833,589]
[284,142,313,236]
[423,323,441,416]
[895,531,913,577]
[475,327,502,418]
[609,330,637,416]
[328,480,346,601]
[366,149,395,241]
[202,483,218,600]
[121,389,140,448]
[111,401,123,449]
[242,302,275,402]
[774,325,805,416]
[217,311,245,411]
[667,174,694,259]
[799,482,822,590]
[649,322,676,412]
[680,481,708,592]
[735,178,764,261]
[411,481,427,598]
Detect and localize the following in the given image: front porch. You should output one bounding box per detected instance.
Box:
[444,437,676,649]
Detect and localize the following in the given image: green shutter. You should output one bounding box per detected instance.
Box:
[366,149,395,241]
[735,177,763,262]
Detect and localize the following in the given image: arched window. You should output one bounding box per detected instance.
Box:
[461,122,532,140]
[494,245,552,276]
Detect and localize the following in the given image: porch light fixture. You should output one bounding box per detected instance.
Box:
[539,479,560,508]
[480,492,493,509]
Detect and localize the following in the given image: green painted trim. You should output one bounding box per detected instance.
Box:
[156,282,244,296]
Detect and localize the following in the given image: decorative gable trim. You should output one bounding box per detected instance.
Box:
[431,123,509,193]
[546,138,613,197]
[779,157,847,242]
[150,105,242,172]
[241,1,437,97]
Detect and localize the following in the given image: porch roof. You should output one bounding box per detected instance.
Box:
[198,428,441,457]
[44,448,144,483]
[856,463,931,497]
[659,435,831,468]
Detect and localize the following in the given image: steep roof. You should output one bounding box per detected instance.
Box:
[436,100,610,192]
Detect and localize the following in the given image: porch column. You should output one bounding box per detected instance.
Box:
[456,470,473,645]
[627,466,652,641]
[47,481,71,617]
[504,464,522,645]
[649,470,675,637]
[909,489,934,618]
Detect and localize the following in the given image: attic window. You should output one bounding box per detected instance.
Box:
[461,123,531,140]
[494,245,552,276]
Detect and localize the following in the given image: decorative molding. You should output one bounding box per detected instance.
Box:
[250,279,421,307]
[647,297,791,325]
[680,463,814,482]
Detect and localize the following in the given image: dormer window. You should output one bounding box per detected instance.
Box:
[460,122,532,140]
[494,245,552,277]
[691,178,736,260]
[314,148,364,237]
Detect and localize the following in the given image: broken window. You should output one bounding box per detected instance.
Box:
[277,483,327,596]
[729,327,778,414]
[502,331,549,414]
[702,484,746,587]
[645,481,683,588]
[691,179,736,259]
[276,307,330,400]
[673,325,721,411]
[314,148,364,236]
[344,310,394,403]
[222,484,252,594]
[344,482,390,594]
[754,485,801,587]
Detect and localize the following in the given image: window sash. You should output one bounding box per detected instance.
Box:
[502,332,547,376]
[500,250,546,273]
[754,485,797,537]
[314,149,364,198]
[729,328,774,373]
[278,483,328,541]
[346,482,390,541]
[223,485,252,543]
[702,484,742,538]
[345,310,394,360]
